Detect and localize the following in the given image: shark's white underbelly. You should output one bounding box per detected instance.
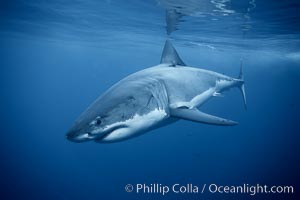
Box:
[100,108,168,142]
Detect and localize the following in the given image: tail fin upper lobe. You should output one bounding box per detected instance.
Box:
[238,60,247,110]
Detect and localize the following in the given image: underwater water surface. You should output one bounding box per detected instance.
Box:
[0,0,299,199]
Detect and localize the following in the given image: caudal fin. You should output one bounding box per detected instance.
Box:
[238,60,247,110]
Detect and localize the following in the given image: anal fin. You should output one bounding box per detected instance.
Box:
[170,108,238,126]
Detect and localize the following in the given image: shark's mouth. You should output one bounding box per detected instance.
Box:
[94,124,128,141]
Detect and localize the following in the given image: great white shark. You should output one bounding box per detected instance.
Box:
[66,40,246,143]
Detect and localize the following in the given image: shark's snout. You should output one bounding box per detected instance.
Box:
[66,129,80,142]
[65,126,89,143]
[66,134,79,142]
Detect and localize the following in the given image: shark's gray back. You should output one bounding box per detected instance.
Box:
[121,64,228,106]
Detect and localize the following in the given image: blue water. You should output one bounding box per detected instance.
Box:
[0,0,299,199]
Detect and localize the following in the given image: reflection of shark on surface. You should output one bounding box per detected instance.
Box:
[66,40,246,143]
[160,0,235,35]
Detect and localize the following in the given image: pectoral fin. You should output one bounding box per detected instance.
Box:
[170,108,238,126]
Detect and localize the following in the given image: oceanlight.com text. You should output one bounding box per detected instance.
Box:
[124,183,294,196]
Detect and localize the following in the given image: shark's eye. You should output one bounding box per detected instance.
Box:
[87,132,92,136]
[96,118,102,125]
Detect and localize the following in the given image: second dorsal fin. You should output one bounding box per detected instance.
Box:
[160,40,186,66]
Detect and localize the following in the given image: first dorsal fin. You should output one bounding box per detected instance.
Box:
[160,40,186,66]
